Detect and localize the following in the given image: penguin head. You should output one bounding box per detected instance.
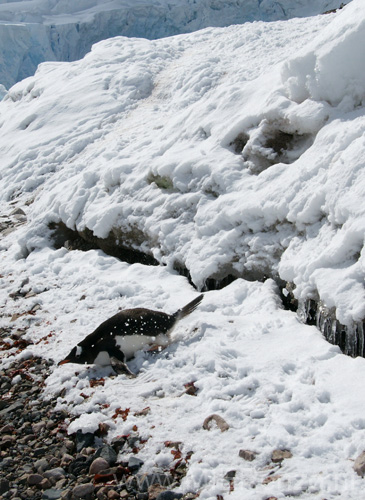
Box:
[59,345,89,365]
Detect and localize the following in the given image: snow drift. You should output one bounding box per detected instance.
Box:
[0,0,364,331]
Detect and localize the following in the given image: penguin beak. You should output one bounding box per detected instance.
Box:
[58,359,70,365]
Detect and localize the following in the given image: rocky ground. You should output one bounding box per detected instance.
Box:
[0,350,197,500]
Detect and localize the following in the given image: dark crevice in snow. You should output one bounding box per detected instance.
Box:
[49,222,159,266]
[49,222,364,358]
[283,284,365,358]
[228,122,315,175]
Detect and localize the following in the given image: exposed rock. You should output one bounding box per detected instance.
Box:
[202,414,229,432]
[72,483,95,498]
[27,473,44,486]
[0,478,9,494]
[74,430,95,452]
[239,449,257,462]
[0,355,197,500]
[89,457,110,475]
[42,488,64,499]
[271,449,292,463]
[107,490,120,499]
[40,478,53,490]
[128,456,144,472]
[0,424,14,433]
[155,492,183,500]
[224,470,236,480]
[354,451,365,477]
[43,468,66,481]
[35,458,50,472]
[93,444,117,465]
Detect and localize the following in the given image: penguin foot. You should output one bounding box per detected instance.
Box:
[110,358,137,378]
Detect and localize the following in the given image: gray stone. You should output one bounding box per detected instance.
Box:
[32,421,46,434]
[128,456,144,472]
[0,401,23,416]
[43,468,66,481]
[75,430,95,452]
[224,470,236,480]
[93,445,117,466]
[27,474,44,486]
[42,489,63,500]
[72,483,95,498]
[10,207,26,216]
[89,457,110,475]
[0,478,9,494]
[354,451,365,477]
[34,458,49,472]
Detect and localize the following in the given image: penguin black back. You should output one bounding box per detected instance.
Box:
[59,294,204,369]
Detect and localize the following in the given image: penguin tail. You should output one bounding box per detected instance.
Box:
[176,294,204,320]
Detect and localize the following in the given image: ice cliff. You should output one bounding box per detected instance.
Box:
[0,0,345,89]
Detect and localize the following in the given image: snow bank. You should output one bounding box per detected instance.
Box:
[1,244,365,499]
[0,1,363,326]
[0,0,347,88]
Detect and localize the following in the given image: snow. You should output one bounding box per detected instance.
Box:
[1,0,365,498]
[0,0,346,89]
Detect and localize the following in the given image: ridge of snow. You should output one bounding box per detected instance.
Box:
[1,0,364,325]
[0,0,346,89]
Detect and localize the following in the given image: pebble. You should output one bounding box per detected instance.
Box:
[238,449,257,462]
[93,445,117,466]
[89,457,109,475]
[27,474,44,486]
[72,483,95,498]
[42,488,63,499]
[43,468,66,481]
[271,449,293,463]
[35,459,50,472]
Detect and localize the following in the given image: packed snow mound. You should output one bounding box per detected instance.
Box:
[0,0,348,89]
[0,0,364,328]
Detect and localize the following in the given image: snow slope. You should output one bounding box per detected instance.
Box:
[1,1,365,498]
[0,0,346,89]
[0,0,364,325]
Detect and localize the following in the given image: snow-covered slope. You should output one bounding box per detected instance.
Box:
[0,0,346,89]
[1,0,364,327]
[1,1,365,498]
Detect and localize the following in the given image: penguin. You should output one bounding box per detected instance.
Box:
[59,294,203,374]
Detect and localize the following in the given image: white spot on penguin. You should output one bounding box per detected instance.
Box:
[76,345,82,357]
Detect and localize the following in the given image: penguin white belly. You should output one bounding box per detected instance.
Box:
[93,350,111,366]
[116,334,169,360]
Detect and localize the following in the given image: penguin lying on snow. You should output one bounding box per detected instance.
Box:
[59,294,203,374]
